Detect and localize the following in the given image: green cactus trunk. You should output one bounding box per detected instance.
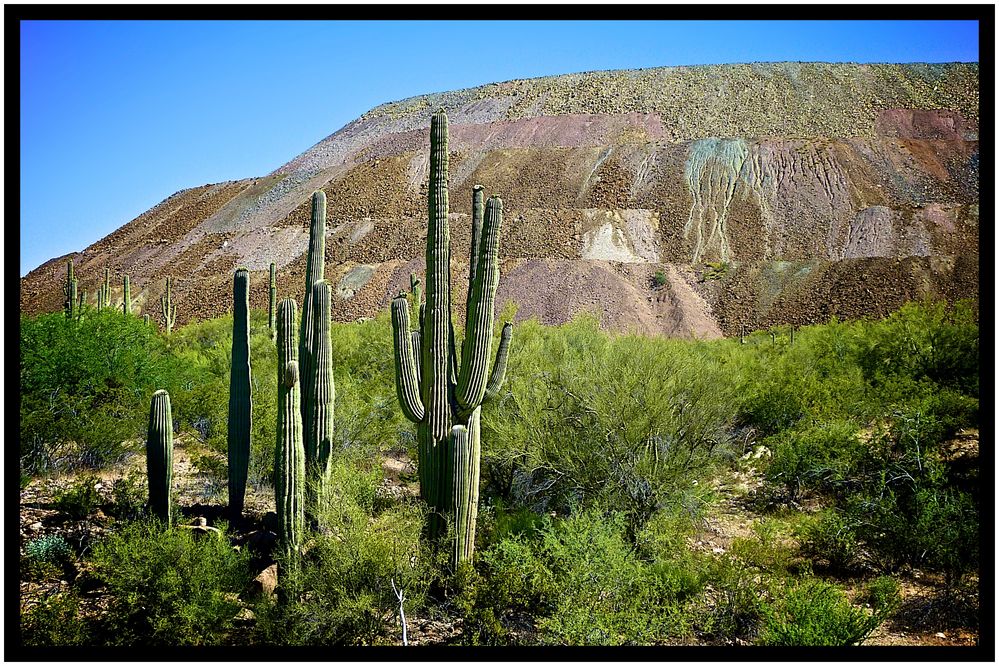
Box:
[276,298,306,556]
[123,275,131,316]
[410,272,422,328]
[161,277,177,334]
[390,110,513,564]
[304,280,335,504]
[78,289,86,320]
[63,260,76,318]
[147,389,174,524]
[299,191,326,431]
[143,314,150,326]
[228,268,252,519]
[102,268,111,311]
[97,285,105,311]
[269,262,277,341]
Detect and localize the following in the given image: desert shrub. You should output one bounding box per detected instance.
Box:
[857,576,902,614]
[796,510,860,572]
[757,579,887,646]
[483,316,736,534]
[730,518,807,576]
[107,472,147,521]
[858,299,978,395]
[20,311,177,474]
[694,555,768,642]
[25,534,73,564]
[19,591,89,646]
[652,270,668,288]
[764,420,866,500]
[254,491,430,645]
[53,476,102,520]
[473,508,701,646]
[87,519,251,646]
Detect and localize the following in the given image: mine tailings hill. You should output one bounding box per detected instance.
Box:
[21,62,979,337]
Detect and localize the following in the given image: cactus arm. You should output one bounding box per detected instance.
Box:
[424,109,454,442]
[227,268,252,518]
[276,299,305,555]
[466,185,485,299]
[481,322,513,406]
[455,196,503,411]
[147,389,174,524]
[391,295,425,423]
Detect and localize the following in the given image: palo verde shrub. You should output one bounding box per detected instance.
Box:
[87,519,252,646]
[757,578,889,646]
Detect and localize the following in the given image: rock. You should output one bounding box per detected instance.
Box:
[29,522,43,532]
[935,632,946,639]
[235,608,256,623]
[252,564,278,598]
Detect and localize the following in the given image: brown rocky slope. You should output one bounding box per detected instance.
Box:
[20,62,979,336]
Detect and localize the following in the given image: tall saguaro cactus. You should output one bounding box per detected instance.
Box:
[269,262,277,341]
[276,298,306,555]
[147,389,174,524]
[123,274,132,316]
[390,110,512,564]
[305,280,335,497]
[161,277,177,334]
[228,268,252,519]
[299,191,326,429]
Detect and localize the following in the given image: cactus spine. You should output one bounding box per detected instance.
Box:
[276,298,306,555]
[147,389,174,524]
[161,277,177,334]
[269,262,277,341]
[228,268,252,519]
[299,191,326,431]
[390,110,512,564]
[123,274,132,316]
[305,280,335,501]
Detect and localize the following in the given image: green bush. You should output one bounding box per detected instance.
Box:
[757,579,886,646]
[87,519,252,646]
[796,510,860,571]
[254,495,430,645]
[25,534,72,564]
[54,476,102,520]
[475,508,701,645]
[108,472,147,522]
[20,591,89,646]
[764,420,866,500]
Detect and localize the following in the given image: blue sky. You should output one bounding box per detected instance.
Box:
[19,19,979,276]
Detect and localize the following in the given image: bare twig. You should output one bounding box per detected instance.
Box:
[390,577,408,646]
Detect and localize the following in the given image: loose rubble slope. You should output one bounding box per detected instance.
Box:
[20,62,979,335]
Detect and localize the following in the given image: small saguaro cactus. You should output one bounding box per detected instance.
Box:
[63,259,76,319]
[123,274,132,316]
[101,268,112,310]
[78,289,87,320]
[269,262,277,341]
[304,280,335,502]
[143,314,151,326]
[299,191,327,430]
[789,325,796,346]
[161,277,177,334]
[390,110,512,565]
[228,268,252,519]
[147,389,174,524]
[740,323,747,344]
[276,298,306,555]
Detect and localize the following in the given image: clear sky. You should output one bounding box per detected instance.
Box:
[19,19,980,276]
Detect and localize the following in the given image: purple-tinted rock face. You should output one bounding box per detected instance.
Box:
[20,63,979,336]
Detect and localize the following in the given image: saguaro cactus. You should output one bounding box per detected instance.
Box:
[276,298,306,555]
[299,191,327,429]
[123,274,132,316]
[305,280,335,498]
[147,389,174,524]
[161,277,177,334]
[269,262,277,341]
[228,268,252,519]
[143,314,150,326]
[63,260,77,319]
[390,110,512,564]
[78,289,87,320]
[101,268,111,310]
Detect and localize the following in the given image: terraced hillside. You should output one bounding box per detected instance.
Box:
[20,62,979,336]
